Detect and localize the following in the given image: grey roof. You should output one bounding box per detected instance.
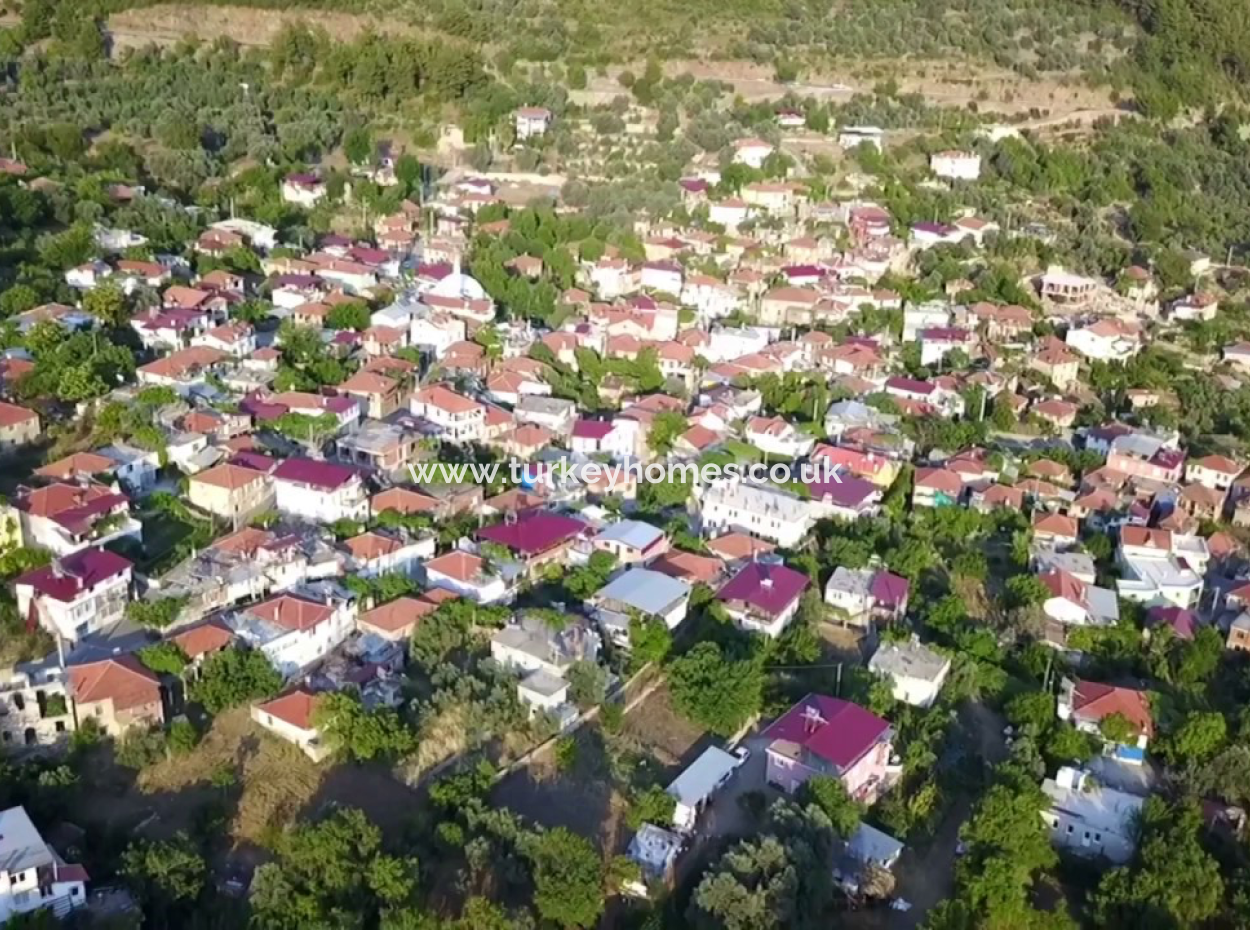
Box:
[868,639,951,683]
[826,566,874,597]
[521,668,568,698]
[517,395,575,415]
[493,614,599,667]
[846,822,904,868]
[0,806,55,874]
[594,568,690,617]
[666,746,740,807]
[595,519,664,551]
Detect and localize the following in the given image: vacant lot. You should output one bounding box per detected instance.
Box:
[621,683,708,768]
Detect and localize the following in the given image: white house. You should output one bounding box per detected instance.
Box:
[666,746,742,833]
[423,551,509,604]
[590,568,690,647]
[251,689,330,761]
[410,385,485,443]
[14,549,133,644]
[229,591,356,678]
[733,138,775,170]
[641,261,683,296]
[867,638,951,708]
[742,416,814,459]
[0,806,88,923]
[271,459,369,524]
[1065,319,1141,363]
[1116,527,1206,609]
[515,107,553,141]
[281,173,327,208]
[1040,767,1144,864]
[838,126,885,150]
[709,199,751,230]
[699,479,815,549]
[930,151,981,181]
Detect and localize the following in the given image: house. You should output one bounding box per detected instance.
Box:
[1116,526,1205,609]
[490,613,600,714]
[1066,319,1141,363]
[1032,512,1079,549]
[867,638,951,708]
[0,659,74,749]
[515,106,552,140]
[188,463,274,522]
[1039,569,1119,629]
[1106,433,1184,483]
[515,395,577,437]
[251,689,329,761]
[650,549,726,587]
[13,481,140,556]
[571,418,641,461]
[0,806,89,922]
[1187,454,1241,490]
[1040,767,1145,864]
[136,346,226,394]
[334,421,422,477]
[67,656,163,737]
[1058,677,1153,763]
[717,561,808,638]
[590,568,690,647]
[912,467,963,508]
[823,567,875,623]
[699,479,815,549]
[410,385,485,443]
[476,510,587,574]
[1040,266,1097,307]
[918,327,971,366]
[666,746,742,834]
[838,126,885,150]
[593,520,668,565]
[930,151,981,180]
[1031,339,1081,389]
[338,371,403,420]
[229,591,356,678]
[0,402,39,449]
[743,416,814,458]
[14,549,133,643]
[732,138,775,169]
[356,596,436,643]
[423,551,509,604]
[623,824,682,897]
[342,530,430,579]
[763,694,896,803]
[272,459,368,524]
[281,173,327,208]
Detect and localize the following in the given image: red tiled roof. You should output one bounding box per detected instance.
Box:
[358,596,436,634]
[247,595,333,632]
[1071,680,1154,738]
[272,458,359,491]
[68,656,160,711]
[256,688,321,731]
[171,620,234,659]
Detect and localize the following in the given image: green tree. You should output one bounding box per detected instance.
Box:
[121,833,207,920]
[647,409,687,455]
[189,646,282,715]
[326,302,372,331]
[312,691,416,762]
[629,615,672,666]
[566,660,608,708]
[626,784,677,831]
[797,775,861,838]
[83,283,128,327]
[669,642,764,737]
[522,827,605,930]
[137,642,189,676]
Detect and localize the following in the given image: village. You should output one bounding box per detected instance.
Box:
[0,51,1249,925]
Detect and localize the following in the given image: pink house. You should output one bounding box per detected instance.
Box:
[763,694,896,803]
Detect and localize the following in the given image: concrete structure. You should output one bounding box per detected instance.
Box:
[1040,767,1144,864]
[867,638,952,708]
[0,806,88,922]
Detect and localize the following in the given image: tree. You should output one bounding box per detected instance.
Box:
[1094,800,1223,929]
[250,808,415,930]
[83,283,128,327]
[1099,711,1138,746]
[122,833,207,921]
[1004,574,1049,608]
[190,646,282,714]
[566,660,608,708]
[629,615,672,666]
[326,302,371,331]
[137,642,189,676]
[797,775,861,838]
[313,691,416,762]
[648,409,687,454]
[626,784,677,831]
[344,127,374,165]
[669,642,764,737]
[126,596,189,630]
[1161,710,1226,765]
[564,550,616,600]
[523,827,605,929]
